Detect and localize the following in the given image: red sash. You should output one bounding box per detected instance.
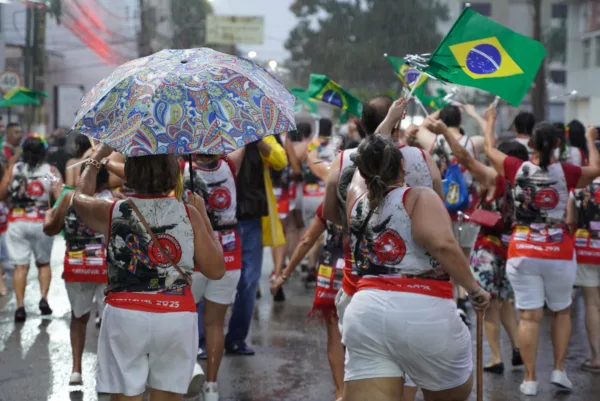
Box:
[508,225,574,261]
[105,286,196,313]
[574,228,600,265]
[342,250,359,296]
[216,228,241,271]
[9,207,47,222]
[358,276,453,299]
[274,187,290,216]
[312,255,344,315]
[474,234,508,259]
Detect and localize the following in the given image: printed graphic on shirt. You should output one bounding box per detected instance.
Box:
[513,164,563,227]
[108,200,191,292]
[8,162,52,221]
[573,183,600,263]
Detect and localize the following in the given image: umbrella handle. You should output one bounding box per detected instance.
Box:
[188,154,194,194]
[476,309,484,401]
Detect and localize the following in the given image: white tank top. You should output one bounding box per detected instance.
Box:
[399,145,433,189]
[8,162,53,221]
[512,161,570,226]
[433,134,476,186]
[107,196,195,292]
[183,159,237,228]
[350,187,446,278]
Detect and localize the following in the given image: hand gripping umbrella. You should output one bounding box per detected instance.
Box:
[72,48,297,191]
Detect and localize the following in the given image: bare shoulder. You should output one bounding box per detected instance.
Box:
[405,187,443,212]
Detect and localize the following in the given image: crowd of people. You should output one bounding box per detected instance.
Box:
[0,92,599,401]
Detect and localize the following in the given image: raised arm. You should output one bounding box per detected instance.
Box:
[285,135,302,176]
[375,98,408,136]
[482,104,507,176]
[423,117,497,191]
[227,147,246,175]
[43,190,74,236]
[408,187,490,310]
[577,126,600,188]
[72,144,116,238]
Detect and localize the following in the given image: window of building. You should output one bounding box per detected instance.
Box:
[550,70,566,85]
[552,3,567,20]
[583,38,591,68]
[463,2,491,17]
[595,37,600,67]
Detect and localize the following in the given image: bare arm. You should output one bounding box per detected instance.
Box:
[187,201,225,280]
[409,188,481,294]
[227,147,246,175]
[73,146,116,238]
[271,217,326,293]
[482,104,507,176]
[462,104,487,141]
[322,153,343,225]
[65,159,78,187]
[578,127,600,188]
[423,152,444,199]
[307,148,330,181]
[43,191,74,236]
[0,165,12,200]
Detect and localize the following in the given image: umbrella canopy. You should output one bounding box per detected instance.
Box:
[0,87,49,107]
[73,48,296,156]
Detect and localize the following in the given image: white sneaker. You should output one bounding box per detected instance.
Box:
[519,380,538,396]
[203,382,219,401]
[551,369,572,390]
[69,372,82,385]
[185,363,205,398]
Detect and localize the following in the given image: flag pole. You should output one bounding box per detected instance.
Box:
[407,72,423,99]
[415,97,428,116]
[492,96,501,108]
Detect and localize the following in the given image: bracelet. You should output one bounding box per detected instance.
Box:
[86,159,102,169]
[468,286,483,298]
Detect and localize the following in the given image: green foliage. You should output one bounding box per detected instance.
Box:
[285,0,449,89]
[170,0,213,49]
[544,22,566,64]
[48,0,62,23]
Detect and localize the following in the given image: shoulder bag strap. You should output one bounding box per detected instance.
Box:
[126,199,192,286]
[353,207,375,270]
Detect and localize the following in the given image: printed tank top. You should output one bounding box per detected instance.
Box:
[573,179,600,264]
[106,196,194,293]
[8,162,53,222]
[183,159,237,229]
[350,187,447,279]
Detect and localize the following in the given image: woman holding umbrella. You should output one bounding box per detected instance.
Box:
[73,143,224,400]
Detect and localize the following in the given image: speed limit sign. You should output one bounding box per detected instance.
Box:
[0,70,23,95]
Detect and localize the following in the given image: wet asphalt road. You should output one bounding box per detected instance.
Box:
[1,237,599,401]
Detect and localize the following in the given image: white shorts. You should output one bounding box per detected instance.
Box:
[6,220,54,265]
[575,264,600,287]
[452,221,480,250]
[507,255,577,311]
[65,281,106,318]
[96,304,198,396]
[342,290,472,391]
[190,270,241,305]
[335,288,352,332]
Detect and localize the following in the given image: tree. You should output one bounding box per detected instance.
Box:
[285,0,448,89]
[170,0,213,49]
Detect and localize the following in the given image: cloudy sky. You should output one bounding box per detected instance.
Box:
[210,0,296,62]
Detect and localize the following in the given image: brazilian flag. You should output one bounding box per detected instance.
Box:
[291,87,318,115]
[421,88,449,111]
[307,74,363,118]
[424,7,546,106]
[386,55,429,93]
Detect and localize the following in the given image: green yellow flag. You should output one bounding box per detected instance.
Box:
[307,74,363,118]
[385,55,428,92]
[291,87,318,115]
[424,7,546,106]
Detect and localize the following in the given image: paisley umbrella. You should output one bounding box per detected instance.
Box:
[72,48,296,156]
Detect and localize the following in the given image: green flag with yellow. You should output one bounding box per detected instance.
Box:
[385,55,428,94]
[424,7,546,106]
[307,74,363,118]
[291,87,318,115]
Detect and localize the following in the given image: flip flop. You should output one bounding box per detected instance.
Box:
[581,360,600,373]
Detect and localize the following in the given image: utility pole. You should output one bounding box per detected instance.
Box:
[32,6,46,132]
[138,0,156,57]
[531,0,547,121]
